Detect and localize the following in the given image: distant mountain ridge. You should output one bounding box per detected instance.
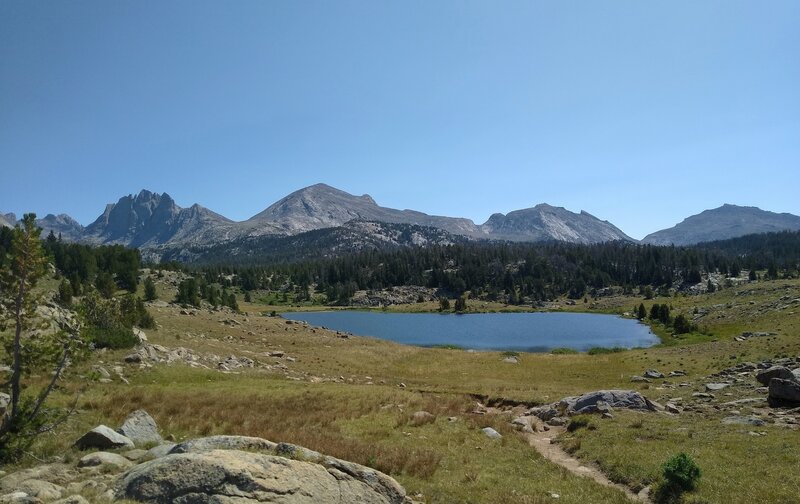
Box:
[642,204,800,246]
[247,183,480,237]
[4,186,799,259]
[6,184,629,251]
[81,190,236,248]
[482,204,633,244]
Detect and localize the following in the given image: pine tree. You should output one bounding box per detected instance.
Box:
[227,292,239,312]
[57,279,73,307]
[0,214,79,461]
[637,303,646,320]
[143,277,157,302]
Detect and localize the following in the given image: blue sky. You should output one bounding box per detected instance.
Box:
[1,1,798,239]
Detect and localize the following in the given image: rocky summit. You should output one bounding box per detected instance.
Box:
[642,204,800,245]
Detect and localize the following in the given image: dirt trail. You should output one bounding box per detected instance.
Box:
[525,427,651,503]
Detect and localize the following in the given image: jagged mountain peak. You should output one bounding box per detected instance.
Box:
[83,189,234,248]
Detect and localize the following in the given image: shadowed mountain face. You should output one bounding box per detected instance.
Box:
[0,213,84,241]
[642,204,800,246]
[82,190,235,248]
[37,214,85,241]
[0,213,15,228]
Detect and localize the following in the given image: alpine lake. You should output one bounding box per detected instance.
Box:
[282,311,659,352]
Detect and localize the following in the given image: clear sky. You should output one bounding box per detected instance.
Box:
[1,1,798,239]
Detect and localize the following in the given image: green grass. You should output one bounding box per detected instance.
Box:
[76,367,632,504]
[559,410,800,503]
[5,275,800,503]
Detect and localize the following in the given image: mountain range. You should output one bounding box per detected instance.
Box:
[3,184,799,261]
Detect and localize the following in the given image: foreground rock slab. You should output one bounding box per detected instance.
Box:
[115,448,408,503]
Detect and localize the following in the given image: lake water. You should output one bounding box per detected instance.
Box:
[282,311,658,352]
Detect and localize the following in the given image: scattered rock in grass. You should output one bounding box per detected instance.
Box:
[132,327,147,343]
[558,390,658,415]
[502,356,519,364]
[77,452,132,470]
[52,496,90,504]
[705,383,729,391]
[0,492,38,504]
[146,443,176,459]
[122,449,148,462]
[643,369,664,379]
[481,427,502,439]
[10,480,63,501]
[630,376,651,383]
[769,378,800,405]
[756,366,797,386]
[118,410,162,447]
[527,406,559,421]
[410,411,436,426]
[722,415,766,426]
[75,425,134,450]
[123,353,142,364]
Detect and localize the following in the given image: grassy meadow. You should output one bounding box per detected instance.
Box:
[6,274,800,503]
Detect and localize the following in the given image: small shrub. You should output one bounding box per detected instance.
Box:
[566,416,591,432]
[655,453,701,503]
[84,326,139,349]
[550,347,578,355]
[587,346,626,355]
[663,453,701,491]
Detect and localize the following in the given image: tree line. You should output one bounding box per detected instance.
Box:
[185,231,800,304]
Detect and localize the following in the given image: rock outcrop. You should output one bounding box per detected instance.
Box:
[558,390,658,415]
[116,448,408,504]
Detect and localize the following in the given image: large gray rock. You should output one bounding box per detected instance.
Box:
[52,497,90,504]
[146,444,176,459]
[75,425,134,450]
[769,378,800,405]
[10,480,63,501]
[558,390,657,415]
[0,464,74,491]
[0,492,39,504]
[78,452,132,469]
[115,449,407,503]
[756,366,796,386]
[169,435,277,454]
[118,410,162,447]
